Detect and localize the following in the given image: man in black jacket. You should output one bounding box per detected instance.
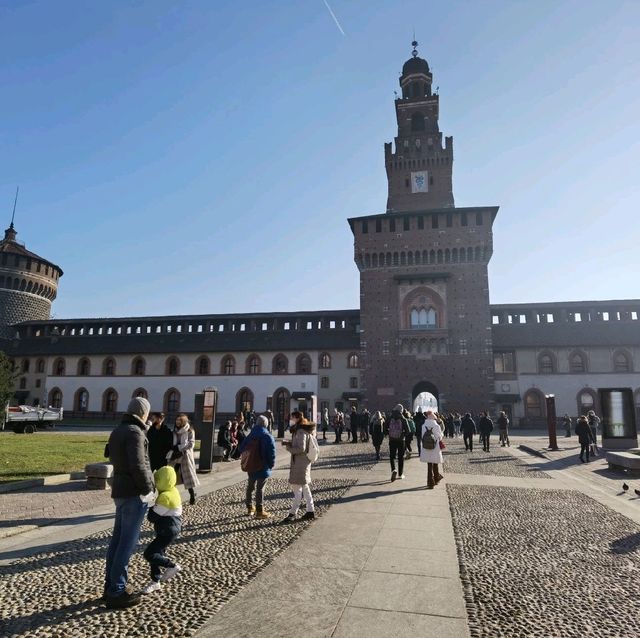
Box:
[104,397,155,609]
[461,413,477,452]
[147,412,173,471]
[479,412,494,452]
[413,408,426,455]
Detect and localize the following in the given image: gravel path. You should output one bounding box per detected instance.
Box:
[448,484,640,637]
[0,477,356,638]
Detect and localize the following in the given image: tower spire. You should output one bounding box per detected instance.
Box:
[10,186,19,230]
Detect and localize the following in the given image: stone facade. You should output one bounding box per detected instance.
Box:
[0,290,51,339]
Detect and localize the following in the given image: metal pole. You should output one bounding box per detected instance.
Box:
[546,394,559,451]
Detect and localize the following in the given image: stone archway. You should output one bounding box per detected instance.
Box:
[412,381,439,412]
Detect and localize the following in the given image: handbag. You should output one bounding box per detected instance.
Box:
[439,440,446,450]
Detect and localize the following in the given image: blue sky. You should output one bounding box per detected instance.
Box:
[1,1,638,318]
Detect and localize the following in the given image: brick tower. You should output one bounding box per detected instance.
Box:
[349,42,498,414]
[0,223,63,340]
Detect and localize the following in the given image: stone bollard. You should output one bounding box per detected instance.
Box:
[85,463,114,490]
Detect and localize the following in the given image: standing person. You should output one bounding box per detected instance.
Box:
[217,420,233,461]
[386,404,409,482]
[239,415,277,519]
[282,411,318,523]
[454,412,462,438]
[321,407,329,441]
[497,411,510,447]
[147,412,173,472]
[265,409,275,434]
[479,412,494,452]
[229,420,240,459]
[104,397,155,609]
[333,409,344,444]
[420,410,444,489]
[587,410,601,455]
[413,408,426,456]
[350,406,359,444]
[404,409,415,459]
[360,409,370,442]
[171,414,200,505]
[562,414,572,438]
[461,413,476,452]
[575,416,595,463]
[370,410,385,460]
[141,466,182,594]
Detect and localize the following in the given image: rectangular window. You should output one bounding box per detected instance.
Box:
[418,216,424,230]
[362,220,368,234]
[320,400,329,413]
[446,213,453,227]
[459,339,468,355]
[321,376,329,389]
[461,213,468,227]
[349,376,358,389]
[494,352,515,373]
[382,341,390,355]
[390,218,396,232]
[403,217,410,231]
[476,212,483,225]
[375,219,382,233]
[431,214,439,229]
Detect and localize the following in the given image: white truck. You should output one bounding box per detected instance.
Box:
[2,405,64,433]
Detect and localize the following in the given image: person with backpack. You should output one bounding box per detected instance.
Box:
[497,411,510,447]
[461,413,476,452]
[385,404,409,482]
[420,410,444,489]
[403,409,415,459]
[282,411,318,522]
[238,415,277,519]
[413,408,426,456]
[370,410,385,460]
[478,412,494,452]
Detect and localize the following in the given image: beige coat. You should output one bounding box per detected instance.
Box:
[287,424,316,486]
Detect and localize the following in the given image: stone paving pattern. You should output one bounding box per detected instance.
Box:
[448,484,640,637]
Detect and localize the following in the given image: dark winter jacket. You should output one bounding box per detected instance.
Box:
[414,412,426,432]
[238,423,277,480]
[147,507,182,539]
[384,412,409,440]
[575,420,594,445]
[479,416,494,435]
[461,415,477,435]
[497,415,509,431]
[147,423,174,471]
[108,415,155,499]
[217,423,231,448]
[370,415,385,447]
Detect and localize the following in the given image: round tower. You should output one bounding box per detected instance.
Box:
[0,223,63,339]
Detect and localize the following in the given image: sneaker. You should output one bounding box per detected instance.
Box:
[399,474,406,480]
[281,513,297,524]
[301,511,315,521]
[141,581,161,595]
[391,470,397,482]
[160,564,182,583]
[247,506,256,516]
[104,591,142,609]
[255,510,273,520]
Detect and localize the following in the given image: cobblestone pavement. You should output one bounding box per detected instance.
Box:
[0,477,356,638]
[448,484,640,638]
[441,437,551,479]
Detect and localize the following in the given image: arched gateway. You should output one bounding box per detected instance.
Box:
[412,381,439,413]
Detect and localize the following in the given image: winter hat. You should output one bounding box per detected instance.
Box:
[127,397,151,426]
[394,403,404,412]
[256,415,269,428]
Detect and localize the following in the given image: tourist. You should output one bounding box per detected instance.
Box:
[576,415,594,463]
[403,409,415,459]
[229,420,240,459]
[282,410,317,522]
[171,414,200,505]
[217,420,233,461]
[386,404,409,481]
[414,408,426,455]
[461,413,476,452]
[321,407,329,440]
[562,413,572,438]
[104,397,155,609]
[587,410,601,455]
[420,409,444,489]
[360,408,370,442]
[333,408,344,443]
[497,411,510,447]
[147,412,173,472]
[350,406,359,444]
[265,409,275,434]
[239,415,277,519]
[141,465,182,594]
[479,412,494,452]
[370,410,385,460]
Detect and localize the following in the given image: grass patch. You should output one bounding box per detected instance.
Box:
[0,433,108,484]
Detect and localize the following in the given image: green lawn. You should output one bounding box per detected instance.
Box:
[0,433,108,484]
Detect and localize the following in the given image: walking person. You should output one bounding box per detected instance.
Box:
[360,409,370,442]
[282,411,318,522]
[386,404,409,482]
[217,420,233,461]
[420,410,444,489]
[333,409,344,444]
[147,412,173,472]
[453,412,462,438]
[587,410,601,455]
[576,416,595,463]
[239,415,277,519]
[497,411,510,447]
[479,412,494,452]
[461,413,476,452]
[562,413,572,438]
[321,407,329,441]
[414,408,426,456]
[370,410,385,461]
[404,409,415,459]
[171,414,200,505]
[350,406,359,444]
[141,465,182,594]
[104,397,155,608]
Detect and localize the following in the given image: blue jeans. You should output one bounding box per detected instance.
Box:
[105,496,148,597]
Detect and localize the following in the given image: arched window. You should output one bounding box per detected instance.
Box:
[524,390,544,418]
[21,359,30,373]
[53,358,65,376]
[613,350,632,372]
[272,354,288,374]
[74,388,89,413]
[77,358,91,376]
[36,358,45,374]
[538,352,555,374]
[132,356,146,376]
[166,356,180,376]
[273,387,290,427]
[577,389,596,415]
[132,387,148,399]
[410,306,437,328]
[164,388,180,415]
[221,355,235,375]
[347,353,360,369]
[103,357,116,376]
[103,388,118,413]
[319,353,332,369]
[49,388,62,409]
[246,355,261,375]
[296,353,312,375]
[411,112,425,132]
[569,352,587,373]
[236,388,254,414]
[196,356,210,376]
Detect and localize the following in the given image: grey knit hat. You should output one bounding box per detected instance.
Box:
[127,397,151,426]
[256,415,269,428]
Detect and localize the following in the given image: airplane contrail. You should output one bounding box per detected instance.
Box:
[322,0,345,36]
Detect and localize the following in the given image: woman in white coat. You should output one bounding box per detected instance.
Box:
[419,410,444,489]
